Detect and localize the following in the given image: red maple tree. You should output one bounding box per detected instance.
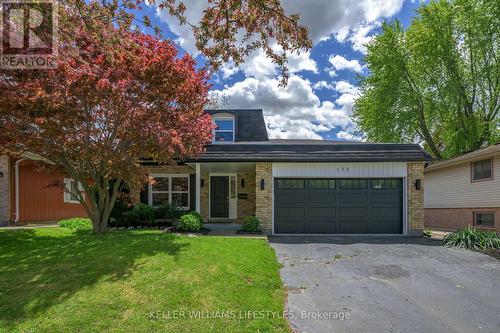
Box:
[0,20,213,232]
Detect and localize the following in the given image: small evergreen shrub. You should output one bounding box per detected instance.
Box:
[58,218,92,230]
[123,203,155,226]
[242,216,261,232]
[177,212,203,232]
[443,226,500,250]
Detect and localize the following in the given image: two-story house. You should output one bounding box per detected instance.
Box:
[1,109,431,235]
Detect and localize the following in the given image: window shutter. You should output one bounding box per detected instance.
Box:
[140,182,149,205]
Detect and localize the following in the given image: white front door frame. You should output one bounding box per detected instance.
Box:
[209,173,237,219]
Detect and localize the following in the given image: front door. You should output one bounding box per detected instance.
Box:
[210,176,229,218]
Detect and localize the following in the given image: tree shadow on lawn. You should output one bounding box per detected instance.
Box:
[0,229,188,330]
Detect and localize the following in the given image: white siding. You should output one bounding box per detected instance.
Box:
[424,155,500,208]
[272,162,408,178]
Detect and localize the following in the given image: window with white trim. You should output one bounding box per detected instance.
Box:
[63,178,84,204]
[213,118,235,143]
[149,175,190,209]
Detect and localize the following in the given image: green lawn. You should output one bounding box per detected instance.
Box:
[0,228,289,332]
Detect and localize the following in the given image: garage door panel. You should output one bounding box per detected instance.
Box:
[308,207,336,218]
[340,193,369,204]
[307,193,336,204]
[275,220,305,233]
[338,221,371,234]
[274,178,402,235]
[369,222,401,234]
[275,193,305,206]
[371,192,400,204]
[275,207,305,218]
[307,221,336,234]
[340,207,369,218]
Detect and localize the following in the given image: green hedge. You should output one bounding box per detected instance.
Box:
[58,218,92,230]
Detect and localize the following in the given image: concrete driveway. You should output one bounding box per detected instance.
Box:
[269,236,500,333]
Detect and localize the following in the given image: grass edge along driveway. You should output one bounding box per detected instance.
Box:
[0,228,290,333]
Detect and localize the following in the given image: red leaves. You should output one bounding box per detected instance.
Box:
[0,9,212,197]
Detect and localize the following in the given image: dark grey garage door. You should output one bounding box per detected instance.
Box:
[274,178,403,234]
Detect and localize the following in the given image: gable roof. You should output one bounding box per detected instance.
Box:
[425,143,500,172]
[186,141,431,162]
[206,109,269,142]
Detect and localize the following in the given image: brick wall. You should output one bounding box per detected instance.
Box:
[255,162,272,234]
[407,162,425,235]
[237,171,256,223]
[0,155,9,224]
[425,208,500,233]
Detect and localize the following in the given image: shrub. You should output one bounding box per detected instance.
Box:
[177,212,203,232]
[242,216,261,232]
[58,217,92,230]
[154,204,183,219]
[443,226,500,250]
[123,203,155,226]
[109,196,133,226]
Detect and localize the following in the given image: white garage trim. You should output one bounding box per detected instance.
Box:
[273,162,408,178]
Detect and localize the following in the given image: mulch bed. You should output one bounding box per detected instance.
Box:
[474,248,500,260]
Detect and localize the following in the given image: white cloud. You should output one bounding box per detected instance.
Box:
[328,55,365,73]
[154,0,404,59]
[336,130,363,141]
[333,80,360,115]
[313,80,335,90]
[346,22,381,54]
[218,47,318,80]
[209,75,352,139]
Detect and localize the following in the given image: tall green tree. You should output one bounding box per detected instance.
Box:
[354,0,499,159]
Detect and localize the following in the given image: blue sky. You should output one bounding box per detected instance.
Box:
[138,0,423,140]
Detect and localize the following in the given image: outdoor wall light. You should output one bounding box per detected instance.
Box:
[260,179,265,190]
[241,179,245,188]
[0,172,3,178]
[200,178,204,188]
[415,179,421,190]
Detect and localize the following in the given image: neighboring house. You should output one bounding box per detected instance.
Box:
[0,155,86,224]
[424,144,500,233]
[1,109,431,235]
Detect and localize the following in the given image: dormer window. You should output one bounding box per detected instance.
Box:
[213,117,235,143]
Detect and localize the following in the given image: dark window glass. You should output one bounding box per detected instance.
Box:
[172,193,189,208]
[152,193,169,206]
[277,179,305,189]
[172,177,189,191]
[474,212,495,227]
[152,177,169,191]
[472,159,492,181]
[214,132,234,142]
[308,179,335,189]
[339,179,367,189]
[371,179,399,189]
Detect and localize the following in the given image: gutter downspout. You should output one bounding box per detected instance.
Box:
[14,159,26,224]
